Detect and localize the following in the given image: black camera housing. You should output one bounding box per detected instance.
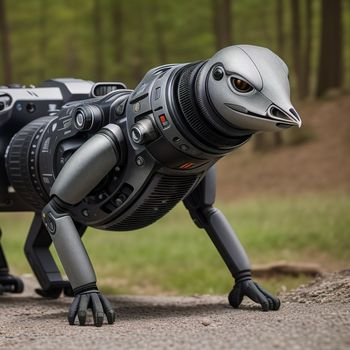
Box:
[0,79,125,211]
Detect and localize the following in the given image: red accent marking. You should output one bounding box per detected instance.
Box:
[159,114,167,123]
[179,162,194,169]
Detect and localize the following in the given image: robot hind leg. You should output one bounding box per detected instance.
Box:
[0,227,24,294]
[183,166,280,311]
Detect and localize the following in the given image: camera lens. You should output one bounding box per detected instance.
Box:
[130,118,158,145]
[0,95,10,111]
[131,127,142,143]
[73,105,102,131]
[212,66,224,81]
[75,112,85,127]
[26,103,36,113]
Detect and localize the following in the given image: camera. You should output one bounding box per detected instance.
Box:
[0,79,125,211]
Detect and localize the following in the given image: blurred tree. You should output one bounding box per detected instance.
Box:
[290,0,302,99]
[111,0,124,80]
[276,0,285,58]
[0,0,12,84]
[212,0,233,50]
[274,0,285,147]
[38,0,47,81]
[2,0,349,97]
[253,133,265,152]
[301,0,312,97]
[93,0,104,80]
[131,3,145,84]
[152,0,167,64]
[316,0,343,97]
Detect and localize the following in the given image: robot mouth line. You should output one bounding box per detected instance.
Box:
[225,103,300,127]
[248,109,300,126]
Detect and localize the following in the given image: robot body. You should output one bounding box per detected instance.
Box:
[0,45,301,326]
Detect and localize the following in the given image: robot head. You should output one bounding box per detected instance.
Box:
[196,45,302,132]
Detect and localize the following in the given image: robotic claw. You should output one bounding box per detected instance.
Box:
[0,45,301,326]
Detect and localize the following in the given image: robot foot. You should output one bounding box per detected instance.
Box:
[0,274,24,294]
[68,290,116,327]
[35,281,74,299]
[228,279,281,311]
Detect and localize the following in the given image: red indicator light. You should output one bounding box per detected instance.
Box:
[159,114,169,127]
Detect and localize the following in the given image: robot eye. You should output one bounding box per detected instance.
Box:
[230,77,253,93]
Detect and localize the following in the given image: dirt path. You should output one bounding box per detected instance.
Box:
[1,272,349,350]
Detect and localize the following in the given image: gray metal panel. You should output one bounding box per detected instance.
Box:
[50,133,118,204]
[196,45,302,132]
[49,214,96,289]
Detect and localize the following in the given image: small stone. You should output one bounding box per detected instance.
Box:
[201,318,211,326]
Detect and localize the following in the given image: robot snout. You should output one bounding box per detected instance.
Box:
[267,105,302,128]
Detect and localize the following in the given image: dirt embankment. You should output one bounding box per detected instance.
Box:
[285,269,350,304]
[216,95,350,200]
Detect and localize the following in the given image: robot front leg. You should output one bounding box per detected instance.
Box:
[184,167,280,311]
[42,124,123,326]
[24,213,87,299]
[42,200,115,326]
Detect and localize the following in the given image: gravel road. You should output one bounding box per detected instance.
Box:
[1,271,349,350]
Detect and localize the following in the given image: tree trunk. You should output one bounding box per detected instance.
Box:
[93,0,104,80]
[276,0,284,58]
[212,0,233,50]
[273,132,283,147]
[316,0,343,97]
[301,0,312,98]
[290,0,302,99]
[111,0,124,80]
[131,4,145,84]
[221,0,232,47]
[273,0,285,147]
[152,0,167,64]
[65,38,79,77]
[253,133,269,152]
[0,0,12,84]
[38,0,47,81]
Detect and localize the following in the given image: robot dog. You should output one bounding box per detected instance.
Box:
[0,45,301,326]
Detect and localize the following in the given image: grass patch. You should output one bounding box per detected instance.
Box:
[0,193,349,295]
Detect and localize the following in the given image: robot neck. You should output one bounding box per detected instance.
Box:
[174,62,253,155]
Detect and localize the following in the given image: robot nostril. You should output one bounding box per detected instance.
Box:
[289,108,300,121]
[269,107,289,120]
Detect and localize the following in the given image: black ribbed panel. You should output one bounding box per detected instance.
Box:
[104,173,198,231]
[6,117,51,211]
[177,64,248,151]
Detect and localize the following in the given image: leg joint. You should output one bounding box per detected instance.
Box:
[186,205,219,228]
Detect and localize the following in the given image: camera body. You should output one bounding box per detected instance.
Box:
[0,79,124,211]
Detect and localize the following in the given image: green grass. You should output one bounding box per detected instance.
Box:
[1,193,349,296]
